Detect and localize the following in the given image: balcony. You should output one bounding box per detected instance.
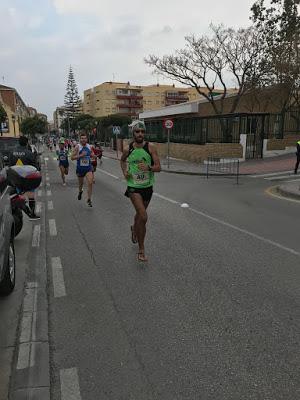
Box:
[117,103,143,109]
[116,94,143,100]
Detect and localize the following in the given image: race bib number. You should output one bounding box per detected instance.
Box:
[133,172,150,185]
[80,158,89,167]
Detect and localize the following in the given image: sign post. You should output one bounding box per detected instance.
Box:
[163,119,174,169]
[113,126,121,158]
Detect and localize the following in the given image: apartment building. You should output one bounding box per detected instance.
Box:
[0,84,29,136]
[83,82,213,118]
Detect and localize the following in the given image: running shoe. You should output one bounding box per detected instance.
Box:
[28,213,41,221]
[87,199,92,207]
[78,191,83,200]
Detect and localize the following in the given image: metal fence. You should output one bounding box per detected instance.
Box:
[206,157,240,184]
[144,110,300,146]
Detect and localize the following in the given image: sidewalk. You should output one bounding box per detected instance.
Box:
[102,148,296,176]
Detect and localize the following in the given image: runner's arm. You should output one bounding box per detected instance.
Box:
[71,145,80,160]
[149,144,161,172]
[120,147,130,179]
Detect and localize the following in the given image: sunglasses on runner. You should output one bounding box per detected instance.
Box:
[134,129,145,133]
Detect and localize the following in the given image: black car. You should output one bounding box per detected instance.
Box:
[0,137,41,170]
[0,157,15,295]
[0,137,19,167]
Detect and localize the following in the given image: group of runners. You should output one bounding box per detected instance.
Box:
[56,120,161,261]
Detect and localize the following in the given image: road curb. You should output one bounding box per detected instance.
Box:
[276,184,300,201]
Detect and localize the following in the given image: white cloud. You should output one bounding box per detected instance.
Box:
[1,0,256,118]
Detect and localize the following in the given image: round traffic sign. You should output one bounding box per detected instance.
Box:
[163,119,174,129]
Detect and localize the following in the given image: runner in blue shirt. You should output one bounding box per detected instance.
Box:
[71,133,95,207]
[57,138,69,186]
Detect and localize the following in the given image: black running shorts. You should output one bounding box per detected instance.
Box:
[125,186,153,202]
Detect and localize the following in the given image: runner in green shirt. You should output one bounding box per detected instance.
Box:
[121,120,161,262]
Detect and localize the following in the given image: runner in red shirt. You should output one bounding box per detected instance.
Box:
[91,142,103,183]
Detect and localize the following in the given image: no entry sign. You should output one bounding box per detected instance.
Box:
[163,119,174,129]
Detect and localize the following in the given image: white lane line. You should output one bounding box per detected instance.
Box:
[20,313,33,343]
[48,200,54,210]
[51,257,66,298]
[98,169,119,179]
[250,170,293,178]
[46,182,50,187]
[155,192,300,257]
[47,190,52,196]
[32,225,41,247]
[17,343,31,370]
[37,190,42,197]
[46,176,50,181]
[60,368,82,400]
[153,193,180,205]
[49,219,57,236]
[36,201,42,214]
[267,174,294,181]
[279,178,300,183]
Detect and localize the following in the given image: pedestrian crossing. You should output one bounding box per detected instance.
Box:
[250,170,300,183]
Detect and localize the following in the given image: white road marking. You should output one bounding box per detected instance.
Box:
[32,225,41,247]
[51,257,66,298]
[37,190,42,197]
[17,343,31,370]
[48,200,54,210]
[46,182,50,187]
[267,174,294,181]
[47,190,52,196]
[17,283,38,369]
[46,176,50,181]
[60,368,82,400]
[250,170,293,178]
[49,219,57,236]
[98,169,119,179]
[36,201,42,214]
[155,192,300,257]
[153,193,180,205]
[44,157,49,161]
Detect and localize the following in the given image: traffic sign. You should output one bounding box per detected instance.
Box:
[163,119,174,129]
[113,126,121,135]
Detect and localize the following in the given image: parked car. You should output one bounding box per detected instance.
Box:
[0,137,19,167]
[0,137,41,170]
[30,144,42,170]
[0,156,15,296]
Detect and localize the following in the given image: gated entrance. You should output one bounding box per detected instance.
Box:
[244,115,265,159]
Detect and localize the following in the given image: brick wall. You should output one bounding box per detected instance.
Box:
[122,140,242,162]
[267,135,300,151]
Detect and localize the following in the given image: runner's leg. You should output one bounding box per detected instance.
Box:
[130,193,148,261]
[59,165,65,184]
[86,171,93,202]
[133,200,150,242]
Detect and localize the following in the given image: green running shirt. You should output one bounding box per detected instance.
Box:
[126,142,154,189]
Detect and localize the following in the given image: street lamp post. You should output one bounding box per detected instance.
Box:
[11,114,16,137]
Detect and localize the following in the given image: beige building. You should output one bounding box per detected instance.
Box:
[83,81,222,118]
[0,84,29,137]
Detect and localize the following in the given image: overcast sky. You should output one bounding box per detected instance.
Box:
[0,0,255,119]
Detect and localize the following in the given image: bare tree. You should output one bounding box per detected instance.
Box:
[145,25,267,140]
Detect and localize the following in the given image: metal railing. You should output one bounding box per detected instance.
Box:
[206,157,240,184]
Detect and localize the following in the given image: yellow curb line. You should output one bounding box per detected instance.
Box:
[265,186,300,204]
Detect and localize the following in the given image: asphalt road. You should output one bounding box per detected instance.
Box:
[40,153,299,400]
[3,152,300,400]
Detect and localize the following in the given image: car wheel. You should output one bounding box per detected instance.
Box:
[0,240,16,296]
